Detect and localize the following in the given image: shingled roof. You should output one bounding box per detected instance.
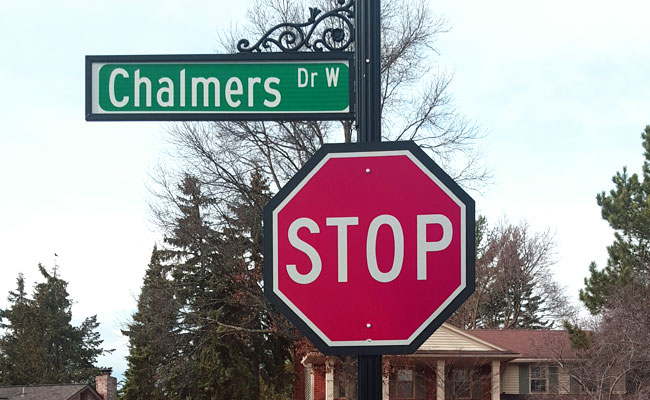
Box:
[468,329,580,360]
[0,384,101,400]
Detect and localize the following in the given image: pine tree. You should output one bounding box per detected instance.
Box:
[219,170,293,399]
[580,126,650,314]
[181,171,292,399]
[121,247,178,400]
[163,175,224,400]
[123,173,294,399]
[0,274,45,384]
[0,265,105,385]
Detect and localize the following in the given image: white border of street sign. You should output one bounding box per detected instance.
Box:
[85,53,354,122]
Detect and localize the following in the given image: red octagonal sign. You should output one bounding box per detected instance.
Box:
[264,141,475,355]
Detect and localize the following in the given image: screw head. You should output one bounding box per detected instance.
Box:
[332,28,345,42]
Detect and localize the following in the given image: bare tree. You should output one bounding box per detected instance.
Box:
[447,216,494,329]
[154,0,489,223]
[559,283,650,400]
[378,0,486,185]
[449,218,575,330]
[130,3,492,396]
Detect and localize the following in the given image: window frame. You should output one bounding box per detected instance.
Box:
[396,369,415,399]
[530,364,549,394]
[390,367,426,400]
[450,367,473,400]
[334,369,356,400]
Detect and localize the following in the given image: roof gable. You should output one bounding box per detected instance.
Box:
[417,323,512,353]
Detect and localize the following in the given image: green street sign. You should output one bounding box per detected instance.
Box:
[86,53,353,121]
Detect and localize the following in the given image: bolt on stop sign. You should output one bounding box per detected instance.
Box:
[264,141,475,355]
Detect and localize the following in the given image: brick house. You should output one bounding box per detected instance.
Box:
[295,323,626,400]
[0,369,117,400]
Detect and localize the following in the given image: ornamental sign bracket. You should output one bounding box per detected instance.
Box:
[236,0,354,53]
[85,0,355,122]
[85,1,477,398]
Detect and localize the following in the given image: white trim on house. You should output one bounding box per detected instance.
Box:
[509,358,572,363]
[491,360,501,400]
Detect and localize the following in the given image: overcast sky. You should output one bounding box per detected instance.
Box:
[1,0,649,383]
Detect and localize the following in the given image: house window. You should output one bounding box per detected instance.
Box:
[530,365,548,393]
[334,371,357,400]
[451,368,472,399]
[390,368,426,399]
[397,369,414,398]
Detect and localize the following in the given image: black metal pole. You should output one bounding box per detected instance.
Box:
[355,0,382,397]
[355,0,381,144]
[358,354,382,400]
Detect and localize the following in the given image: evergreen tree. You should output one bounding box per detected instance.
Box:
[567,126,650,399]
[0,265,105,385]
[140,174,222,400]
[163,175,224,400]
[121,247,178,400]
[0,274,45,384]
[580,126,650,314]
[219,170,293,399]
[123,173,292,399]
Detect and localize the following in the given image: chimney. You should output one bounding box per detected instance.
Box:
[95,368,117,400]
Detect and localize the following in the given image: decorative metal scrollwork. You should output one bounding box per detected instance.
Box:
[237,0,354,52]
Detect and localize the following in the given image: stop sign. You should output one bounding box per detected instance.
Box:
[264,141,474,355]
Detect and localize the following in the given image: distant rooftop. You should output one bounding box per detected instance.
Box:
[470,329,580,359]
[0,384,90,400]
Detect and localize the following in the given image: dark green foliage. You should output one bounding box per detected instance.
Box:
[122,173,293,400]
[569,126,650,400]
[581,126,650,314]
[0,266,105,385]
[579,262,615,315]
[563,320,591,349]
[121,248,178,400]
[0,274,43,384]
[218,170,294,398]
